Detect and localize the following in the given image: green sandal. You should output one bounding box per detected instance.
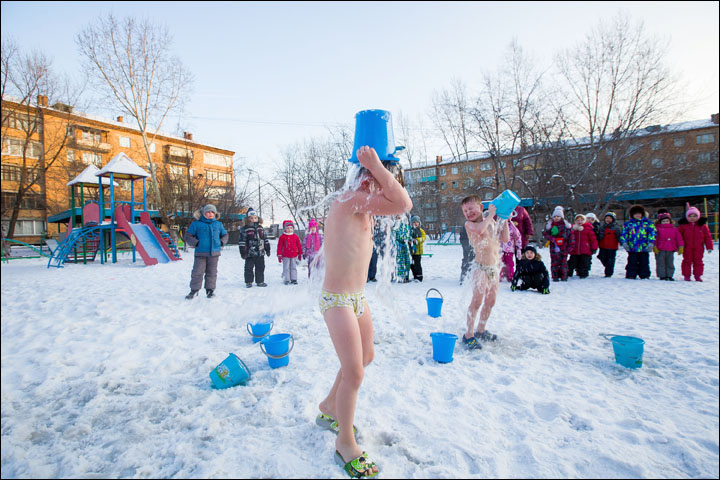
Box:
[334,450,379,478]
[315,413,358,436]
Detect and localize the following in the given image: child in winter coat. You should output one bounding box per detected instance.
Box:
[238,208,271,287]
[500,219,523,282]
[277,220,302,285]
[303,218,324,278]
[568,214,599,279]
[184,204,229,299]
[511,245,550,294]
[409,215,426,282]
[677,203,714,281]
[654,212,684,281]
[619,204,657,280]
[542,206,575,281]
[597,212,622,277]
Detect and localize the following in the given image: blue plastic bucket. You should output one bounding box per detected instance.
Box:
[602,334,645,369]
[491,190,521,219]
[260,333,295,368]
[348,109,405,164]
[247,318,274,343]
[430,333,458,363]
[426,288,443,317]
[209,353,251,389]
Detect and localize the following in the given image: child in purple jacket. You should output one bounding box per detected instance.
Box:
[654,212,684,281]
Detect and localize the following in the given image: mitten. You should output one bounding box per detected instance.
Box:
[677,246,684,255]
[510,284,517,292]
[591,249,597,255]
[646,243,655,253]
[541,287,550,294]
[550,226,559,236]
[622,243,629,252]
[653,246,659,254]
[278,256,283,263]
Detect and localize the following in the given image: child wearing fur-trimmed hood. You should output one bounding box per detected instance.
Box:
[677,203,714,281]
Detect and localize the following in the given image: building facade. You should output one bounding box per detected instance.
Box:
[2,95,236,244]
[405,114,719,238]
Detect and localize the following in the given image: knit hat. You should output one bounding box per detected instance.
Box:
[574,214,586,222]
[604,212,616,221]
[201,204,217,215]
[585,213,598,222]
[552,206,564,218]
[657,212,672,222]
[246,208,256,217]
[629,204,646,218]
[685,203,701,220]
[410,215,421,224]
[308,218,318,229]
[283,220,294,230]
[522,244,537,255]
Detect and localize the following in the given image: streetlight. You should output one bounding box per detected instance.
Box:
[247,168,262,219]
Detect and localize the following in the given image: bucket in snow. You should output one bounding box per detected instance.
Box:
[426,288,443,317]
[490,189,521,220]
[247,317,274,343]
[260,333,295,368]
[209,353,251,389]
[601,334,645,369]
[430,332,458,363]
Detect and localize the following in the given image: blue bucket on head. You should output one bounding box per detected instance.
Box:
[426,288,443,317]
[260,333,295,368]
[491,190,521,219]
[430,332,458,363]
[247,318,274,343]
[348,109,405,164]
[602,334,645,369]
[209,353,251,389]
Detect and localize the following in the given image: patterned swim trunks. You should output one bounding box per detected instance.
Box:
[319,291,366,318]
[474,263,500,281]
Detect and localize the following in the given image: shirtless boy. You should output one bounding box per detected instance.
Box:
[461,195,510,350]
[317,145,412,477]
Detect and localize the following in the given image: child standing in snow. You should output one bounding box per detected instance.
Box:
[542,206,575,281]
[277,220,302,285]
[393,215,412,283]
[597,212,622,277]
[184,204,229,299]
[677,203,714,282]
[409,215,426,282]
[500,219,522,282]
[238,208,271,287]
[511,245,550,294]
[619,204,657,280]
[316,145,411,477]
[303,218,324,278]
[568,214,598,279]
[654,212,683,281]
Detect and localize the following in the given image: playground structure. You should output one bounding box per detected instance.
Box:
[46,153,182,268]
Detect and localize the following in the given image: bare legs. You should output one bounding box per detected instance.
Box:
[320,302,377,473]
[465,270,498,338]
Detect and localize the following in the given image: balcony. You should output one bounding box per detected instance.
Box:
[70,137,112,152]
[164,145,194,165]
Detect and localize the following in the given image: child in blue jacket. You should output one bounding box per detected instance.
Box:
[619,204,657,280]
[185,204,229,298]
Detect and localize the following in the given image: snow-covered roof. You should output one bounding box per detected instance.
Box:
[66,164,118,186]
[96,152,150,179]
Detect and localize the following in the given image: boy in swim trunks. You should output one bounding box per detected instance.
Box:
[318,145,412,477]
[461,195,509,349]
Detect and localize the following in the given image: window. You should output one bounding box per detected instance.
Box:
[673,137,685,147]
[463,178,474,188]
[149,142,156,153]
[205,169,232,183]
[204,152,232,167]
[480,177,493,186]
[480,161,492,171]
[439,168,446,176]
[169,165,184,176]
[483,191,494,200]
[1,164,40,183]
[67,150,75,162]
[626,143,642,155]
[697,133,714,144]
[119,136,131,148]
[451,180,459,189]
[82,130,102,143]
[651,140,662,151]
[440,182,446,190]
[462,165,475,173]
[0,219,45,236]
[451,167,458,175]
[82,152,102,167]
[696,152,714,163]
[1,192,44,210]
[2,138,42,158]
[675,154,686,163]
[651,158,663,168]
[3,111,42,134]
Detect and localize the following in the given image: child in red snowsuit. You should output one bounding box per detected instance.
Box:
[677,203,714,282]
[277,220,302,285]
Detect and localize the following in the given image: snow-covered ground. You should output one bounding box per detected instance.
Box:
[1,241,718,478]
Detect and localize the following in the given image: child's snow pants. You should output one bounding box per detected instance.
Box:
[550,251,568,280]
[681,248,705,278]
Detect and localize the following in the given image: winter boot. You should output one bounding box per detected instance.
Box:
[206,289,215,298]
[684,276,691,281]
[462,334,482,350]
[246,283,253,288]
[694,275,703,282]
[185,290,199,300]
[257,282,268,287]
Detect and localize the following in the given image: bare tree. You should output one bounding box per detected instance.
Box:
[76,14,194,227]
[429,78,476,162]
[552,14,685,214]
[1,37,85,239]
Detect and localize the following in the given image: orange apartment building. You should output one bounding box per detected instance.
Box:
[405,114,719,237]
[2,95,237,245]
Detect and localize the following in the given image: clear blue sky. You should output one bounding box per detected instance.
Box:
[3,1,719,184]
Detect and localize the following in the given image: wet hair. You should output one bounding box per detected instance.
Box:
[356,161,405,188]
[461,194,482,206]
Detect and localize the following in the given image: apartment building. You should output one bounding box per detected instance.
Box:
[1,95,236,244]
[405,114,719,236]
